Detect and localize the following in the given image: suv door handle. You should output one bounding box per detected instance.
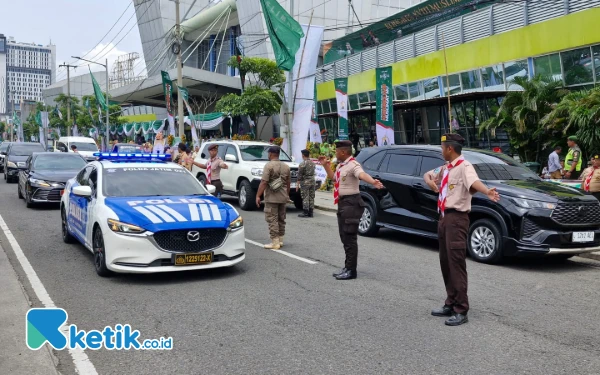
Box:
[413,183,425,188]
[372,174,380,179]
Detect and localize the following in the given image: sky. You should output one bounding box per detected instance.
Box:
[2,0,145,83]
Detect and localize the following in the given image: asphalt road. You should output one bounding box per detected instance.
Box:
[2,178,600,375]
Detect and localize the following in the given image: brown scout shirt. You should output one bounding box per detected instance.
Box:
[208,157,227,180]
[426,157,480,212]
[338,160,364,196]
[580,167,600,192]
[262,160,291,204]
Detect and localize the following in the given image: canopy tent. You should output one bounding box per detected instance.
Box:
[111,113,226,137]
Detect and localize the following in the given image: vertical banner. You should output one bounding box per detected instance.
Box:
[161,71,176,136]
[335,78,349,140]
[376,67,394,146]
[309,80,322,143]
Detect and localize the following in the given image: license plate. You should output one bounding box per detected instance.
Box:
[572,232,594,243]
[290,183,296,189]
[174,252,213,266]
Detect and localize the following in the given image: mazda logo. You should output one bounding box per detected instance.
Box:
[187,231,200,242]
[578,206,588,217]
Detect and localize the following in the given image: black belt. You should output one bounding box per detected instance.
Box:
[444,208,468,215]
[339,194,360,200]
[211,179,221,182]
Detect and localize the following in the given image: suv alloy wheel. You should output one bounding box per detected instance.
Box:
[467,218,503,264]
[358,203,380,236]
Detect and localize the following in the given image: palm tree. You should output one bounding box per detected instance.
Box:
[480,75,568,162]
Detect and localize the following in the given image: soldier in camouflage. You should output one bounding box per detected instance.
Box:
[298,149,316,218]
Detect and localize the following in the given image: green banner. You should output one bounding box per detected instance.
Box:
[161,71,174,116]
[324,0,498,64]
[334,78,349,140]
[376,67,395,146]
[259,0,304,71]
[311,80,318,124]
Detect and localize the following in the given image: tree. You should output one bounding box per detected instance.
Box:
[479,76,568,162]
[215,57,285,139]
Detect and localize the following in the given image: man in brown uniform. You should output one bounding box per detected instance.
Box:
[424,134,500,326]
[319,141,383,280]
[580,154,600,201]
[256,146,291,250]
[192,144,228,197]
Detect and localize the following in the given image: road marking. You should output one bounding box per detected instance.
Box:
[0,214,98,375]
[245,239,318,265]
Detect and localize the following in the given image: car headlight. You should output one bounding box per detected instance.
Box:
[251,168,263,176]
[107,219,146,234]
[509,197,556,210]
[7,161,16,168]
[30,178,51,187]
[228,216,244,231]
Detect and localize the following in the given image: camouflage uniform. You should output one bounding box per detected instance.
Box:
[298,159,316,215]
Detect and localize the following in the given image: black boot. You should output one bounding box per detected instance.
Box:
[431,305,454,317]
[308,208,313,217]
[298,210,310,217]
[335,269,357,280]
[332,268,347,277]
[445,313,468,326]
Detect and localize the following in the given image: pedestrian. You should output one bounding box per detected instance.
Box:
[548,146,562,179]
[368,140,376,148]
[565,136,583,180]
[192,144,228,197]
[424,133,500,326]
[71,145,78,153]
[297,149,316,218]
[255,146,291,250]
[580,154,600,200]
[319,140,384,280]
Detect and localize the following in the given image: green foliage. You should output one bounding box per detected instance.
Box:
[227,56,285,89]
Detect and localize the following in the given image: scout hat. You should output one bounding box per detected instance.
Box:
[301,149,310,157]
[441,133,465,145]
[208,144,218,151]
[335,140,353,148]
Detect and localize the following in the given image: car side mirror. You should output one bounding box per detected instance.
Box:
[0,151,6,156]
[225,154,238,163]
[206,185,217,195]
[72,185,92,197]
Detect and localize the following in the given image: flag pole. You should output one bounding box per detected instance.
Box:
[285,0,295,154]
[441,32,453,134]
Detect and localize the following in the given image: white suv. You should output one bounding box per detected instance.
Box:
[191,141,301,211]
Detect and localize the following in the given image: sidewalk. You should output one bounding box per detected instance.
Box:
[315,190,336,212]
[0,244,59,375]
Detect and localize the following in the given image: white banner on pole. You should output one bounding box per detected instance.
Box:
[309,122,322,143]
[281,24,324,162]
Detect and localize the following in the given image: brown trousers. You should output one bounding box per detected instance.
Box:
[337,194,365,270]
[265,202,286,239]
[211,179,223,195]
[438,210,470,314]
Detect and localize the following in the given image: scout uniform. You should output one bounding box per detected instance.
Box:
[262,156,291,248]
[580,154,600,201]
[333,141,366,278]
[297,149,316,218]
[205,144,227,197]
[425,134,479,320]
[565,136,583,180]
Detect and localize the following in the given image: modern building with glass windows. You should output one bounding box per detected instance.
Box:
[315,0,600,149]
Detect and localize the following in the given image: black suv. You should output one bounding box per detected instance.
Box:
[3,142,46,183]
[357,145,600,264]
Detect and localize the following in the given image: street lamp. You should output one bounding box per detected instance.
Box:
[72,56,109,151]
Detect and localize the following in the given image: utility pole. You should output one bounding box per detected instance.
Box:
[59,63,77,136]
[176,0,185,137]
[10,90,15,142]
[106,58,109,150]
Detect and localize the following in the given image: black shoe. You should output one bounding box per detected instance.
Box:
[445,313,468,326]
[332,268,347,277]
[308,209,314,217]
[335,269,357,280]
[431,305,454,317]
[298,210,310,217]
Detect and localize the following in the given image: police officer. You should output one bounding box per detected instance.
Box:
[192,144,228,197]
[565,135,583,180]
[424,134,500,326]
[298,149,316,218]
[580,154,600,200]
[319,140,383,280]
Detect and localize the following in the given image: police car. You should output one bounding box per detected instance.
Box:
[60,152,245,276]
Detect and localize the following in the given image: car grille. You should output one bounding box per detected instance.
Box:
[32,188,62,202]
[290,168,298,183]
[551,202,600,225]
[153,229,227,253]
[522,218,543,238]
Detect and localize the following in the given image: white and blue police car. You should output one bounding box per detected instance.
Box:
[60,152,245,276]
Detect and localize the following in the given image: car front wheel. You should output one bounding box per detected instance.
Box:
[197,173,207,186]
[93,227,112,277]
[238,180,257,211]
[359,203,380,237]
[468,218,503,264]
[61,208,76,244]
[18,183,23,199]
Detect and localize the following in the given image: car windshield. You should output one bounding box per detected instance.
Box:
[115,145,142,153]
[103,167,207,197]
[71,142,98,152]
[10,144,45,156]
[463,151,541,181]
[0,143,10,152]
[239,145,292,161]
[33,155,87,170]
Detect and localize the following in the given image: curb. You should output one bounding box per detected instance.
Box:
[578,252,600,262]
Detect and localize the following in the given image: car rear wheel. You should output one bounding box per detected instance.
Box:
[61,208,76,244]
[468,218,503,264]
[93,227,112,277]
[359,203,380,237]
[238,180,257,211]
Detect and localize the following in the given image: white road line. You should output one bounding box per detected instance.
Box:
[0,214,98,375]
[244,239,318,265]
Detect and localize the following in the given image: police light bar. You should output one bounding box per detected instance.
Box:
[93,152,168,162]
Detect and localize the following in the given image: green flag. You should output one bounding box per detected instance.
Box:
[54,104,63,120]
[334,78,349,140]
[375,67,394,146]
[12,111,21,128]
[35,110,42,127]
[90,68,108,111]
[161,71,174,116]
[259,0,304,71]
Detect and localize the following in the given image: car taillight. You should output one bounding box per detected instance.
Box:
[61,190,65,196]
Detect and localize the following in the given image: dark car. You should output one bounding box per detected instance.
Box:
[0,142,11,173]
[357,145,600,264]
[18,153,87,207]
[112,143,143,153]
[3,142,46,183]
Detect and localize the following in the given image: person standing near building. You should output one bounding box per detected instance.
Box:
[565,136,583,180]
[319,141,384,280]
[256,147,291,250]
[548,146,562,179]
[192,144,228,197]
[580,154,600,200]
[297,149,316,218]
[424,133,500,326]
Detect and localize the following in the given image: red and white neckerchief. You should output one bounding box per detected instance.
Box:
[206,157,214,184]
[584,167,598,192]
[334,157,355,205]
[438,157,465,216]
